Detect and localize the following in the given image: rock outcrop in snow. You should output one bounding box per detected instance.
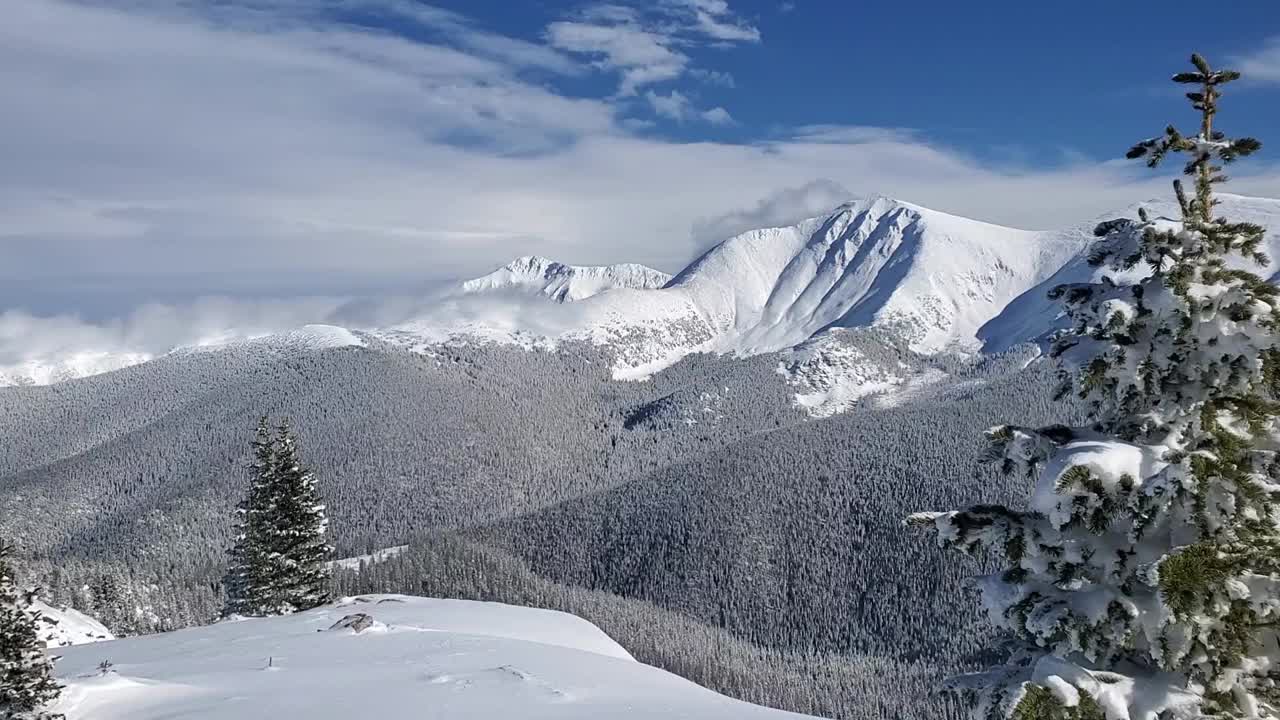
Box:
[51,595,810,720]
[33,600,114,647]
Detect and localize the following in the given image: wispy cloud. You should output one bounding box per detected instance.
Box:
[644,90,731,125]
[646,89,693,120]
[1233,36,1280,84]
[789,125,921,144]
[689,68,735,87]
[546,0,758,95]
[379,1,583,75]
[690,179,852,249]
[547,16,688,94]
[701,107,734,125]
[665,0,761,42]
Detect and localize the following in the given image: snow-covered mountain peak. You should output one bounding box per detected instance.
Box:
[494,255,561,277]
[11,193,1278,387]
[461,256,672,303]
[829,194,921,220]
[653,195,1089,359]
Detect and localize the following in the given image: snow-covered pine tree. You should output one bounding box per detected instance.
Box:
[90,573,123,634]
[222,417,278,617]
[222,419,332,616]
[908,54,1276,719]
[264,420,333,613]
[0,542,62,720]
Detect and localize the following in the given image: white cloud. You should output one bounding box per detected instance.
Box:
[546,19,687,95]
[643,91,731,125]
[0,298,350,365]
[689,68,735,87]
[789,125,921,144]
[667,0,761,42]
[548,0,757,96]
[646,89,693,120]
[690,179,852,249]
[1233,36,1280,84]
[4,0,1280,363]
[701,107,734,125]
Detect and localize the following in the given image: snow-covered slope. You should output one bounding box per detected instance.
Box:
[979,193,1280,352]
[0,325,364,388]
[779,329,919,417]
[52,595,809,720]
[559,195,1089,375]
[34,600,114,647]
[0,351,153,387]
[663,195,1088,353]
[175,324,366,355]
[461,256,672,302]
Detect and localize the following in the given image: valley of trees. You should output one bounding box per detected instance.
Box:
[2,53,1278,720]
[0,332,1059,719]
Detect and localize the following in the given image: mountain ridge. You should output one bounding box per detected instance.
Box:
[6,193,1280,386]
[460,255,673,302]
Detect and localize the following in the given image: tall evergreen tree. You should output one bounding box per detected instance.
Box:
[222,417,276,616]
[90,573,124,634]
[0,543,62,720]
[909,54,1276,719]
[265,420,333,612]
[223,418,332,617]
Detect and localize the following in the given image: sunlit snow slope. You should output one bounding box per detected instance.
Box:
[0,351,152,387]
[661,195,1087,353]
[560,195,1089,374]
[52,595,810,720]
[0,324,364,387]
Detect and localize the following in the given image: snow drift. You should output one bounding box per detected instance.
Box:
[51,595,810,719]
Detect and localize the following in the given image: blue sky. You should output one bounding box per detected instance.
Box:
[408,0,1280,162]
[2,0,1280,358]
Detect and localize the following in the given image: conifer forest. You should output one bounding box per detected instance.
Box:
[5,9,1280,720]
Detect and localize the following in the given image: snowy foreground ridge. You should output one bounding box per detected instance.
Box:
[52,595,811,719]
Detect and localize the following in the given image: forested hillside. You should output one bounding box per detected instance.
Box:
[0,331,1077,718]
